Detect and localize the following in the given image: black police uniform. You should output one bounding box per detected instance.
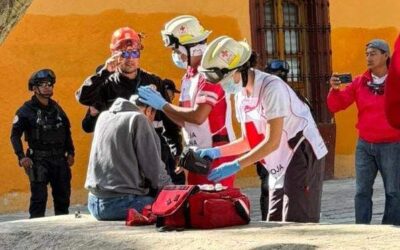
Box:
[11,95,75,218]
[77,67,184,183]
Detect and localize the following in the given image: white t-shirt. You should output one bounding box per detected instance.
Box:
[233,69,327,186]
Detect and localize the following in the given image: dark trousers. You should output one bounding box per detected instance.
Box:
[28,157,71,218]
[269,140,325,223]
[257,163,269,221]
[355,139,400,225]
[256,163,283,221]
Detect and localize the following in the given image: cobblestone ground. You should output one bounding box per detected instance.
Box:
[246,176,385,224]
[0,176,385,224]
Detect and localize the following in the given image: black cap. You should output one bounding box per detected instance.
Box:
[163,79,180,93]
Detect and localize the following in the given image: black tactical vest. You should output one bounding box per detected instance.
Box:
[28,105,66,148]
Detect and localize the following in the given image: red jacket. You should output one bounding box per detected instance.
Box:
[327,70,400,143]
[385,34,400,128]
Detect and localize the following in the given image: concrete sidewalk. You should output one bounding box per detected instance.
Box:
[0,176,385,224]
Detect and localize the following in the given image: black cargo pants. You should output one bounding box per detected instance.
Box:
[28,156,71,218]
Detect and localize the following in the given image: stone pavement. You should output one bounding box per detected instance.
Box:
[0,176,385,224]
[247,176,384,224]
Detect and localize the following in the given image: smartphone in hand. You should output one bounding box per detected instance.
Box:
[336,73,352,84]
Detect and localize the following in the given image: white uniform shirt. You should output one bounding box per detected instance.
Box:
[235,69,327,181]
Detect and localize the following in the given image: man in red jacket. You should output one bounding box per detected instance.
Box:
[327,39,400,225]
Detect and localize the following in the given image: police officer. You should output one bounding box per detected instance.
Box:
[10,69,75,218]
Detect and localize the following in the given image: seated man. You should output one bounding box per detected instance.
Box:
[85,95,171,220]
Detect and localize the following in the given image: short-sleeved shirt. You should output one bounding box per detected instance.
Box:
[179,73,235,149]
[235,69,327,161]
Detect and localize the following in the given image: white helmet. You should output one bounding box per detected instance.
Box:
[199,36,251,83]
[161,15,212,48]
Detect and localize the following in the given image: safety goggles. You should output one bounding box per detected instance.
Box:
[267,60,289,72]
[120,50,141,59]
[35,69,56,83]
[162,32,180,48]
[201,67,238,83]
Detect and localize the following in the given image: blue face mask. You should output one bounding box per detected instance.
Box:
[221,76,242,95]
[171,51,187,69]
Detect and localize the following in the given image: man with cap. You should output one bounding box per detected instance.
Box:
[138,15,237,187]
[327,39,400,225]
[11,69,75,218]
[163,78,180,103]
[75,27,182,164]
[85,95,171,220]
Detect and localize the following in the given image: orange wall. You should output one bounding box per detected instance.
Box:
[1,0,399,212]
[0,0,251,211]
[330,1,399,177]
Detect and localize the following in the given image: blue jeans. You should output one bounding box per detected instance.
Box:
[355,139,400,225]
[88,193,154,221]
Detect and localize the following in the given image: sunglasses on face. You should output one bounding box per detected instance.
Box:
[120,50,140,59]
[37,81,54,88]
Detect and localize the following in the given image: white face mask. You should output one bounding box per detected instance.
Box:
[171,51,188,69]
[171,44,207,69]
[220,73,242,94]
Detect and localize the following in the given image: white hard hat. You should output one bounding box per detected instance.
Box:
[161,15,212,47]
[199,36,251,83]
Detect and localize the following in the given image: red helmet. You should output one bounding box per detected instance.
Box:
[110,27,142,51]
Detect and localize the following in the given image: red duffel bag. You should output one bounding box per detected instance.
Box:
[152,185,200,230]
[188,188,251,229]
[152,185,250,230]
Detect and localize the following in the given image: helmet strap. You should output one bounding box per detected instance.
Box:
[34,86,52,100]
[238,63,251,87]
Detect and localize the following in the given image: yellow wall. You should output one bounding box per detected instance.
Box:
[330,1,399,177]
[1,0,399,213]
[0,0,251,212]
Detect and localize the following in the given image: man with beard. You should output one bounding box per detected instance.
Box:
[76,27,183,184]
[10,69,75,218]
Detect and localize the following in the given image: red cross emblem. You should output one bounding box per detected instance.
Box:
[179,25,187,34]
[221,50,229,58]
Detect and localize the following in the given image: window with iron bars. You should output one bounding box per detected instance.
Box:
[262,0,308,97]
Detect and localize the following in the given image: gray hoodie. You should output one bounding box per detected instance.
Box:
[85,98,171,197]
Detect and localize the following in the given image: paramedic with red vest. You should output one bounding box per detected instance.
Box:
[138,16,236,187]
[328,39,400,225]
[197,36,328,223]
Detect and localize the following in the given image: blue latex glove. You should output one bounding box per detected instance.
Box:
[196,148,221,160]
[208,160,241,182]
[138,86,167,110]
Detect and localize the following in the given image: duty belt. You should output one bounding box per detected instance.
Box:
[29,148,65,158]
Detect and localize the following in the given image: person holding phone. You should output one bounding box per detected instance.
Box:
[327,39,400,225]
